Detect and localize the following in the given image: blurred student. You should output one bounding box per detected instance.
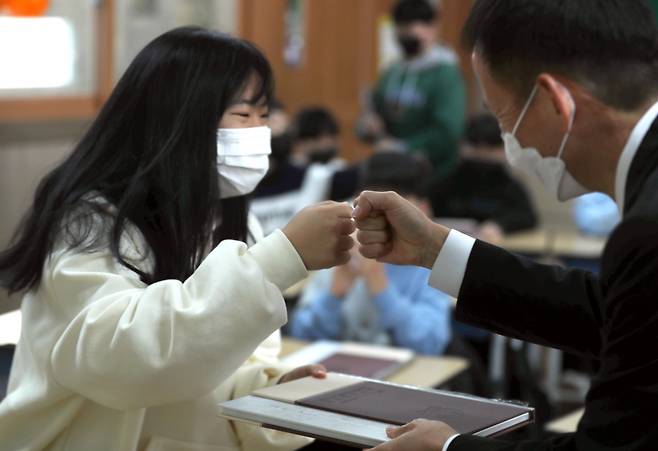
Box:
[290,107,343,166]
[253,106,361,235]
[430,114,538,244]
[573,193,620,237]
[290,152,452,356]
[0,28,355,451]
[357,0,466,180]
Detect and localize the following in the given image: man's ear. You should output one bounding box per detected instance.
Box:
[537,73,575,132]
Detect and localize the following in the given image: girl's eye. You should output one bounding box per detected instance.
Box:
[232,113,250,118]
[261,114,270,119]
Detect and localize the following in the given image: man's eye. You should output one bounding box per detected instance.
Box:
[261,114,270,119]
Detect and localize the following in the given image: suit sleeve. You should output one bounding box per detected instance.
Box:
[450,217,658,450]
[455,240,604,358]
[447,433,576,451]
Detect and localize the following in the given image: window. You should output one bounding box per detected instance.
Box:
[0,0,97,99]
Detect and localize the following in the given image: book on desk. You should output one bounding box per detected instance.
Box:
[281,340,415,380]
[220,373,534,447]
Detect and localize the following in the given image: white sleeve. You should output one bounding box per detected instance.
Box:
[48,230,307,410]
[428,230,476,298]
[443,434,460,451]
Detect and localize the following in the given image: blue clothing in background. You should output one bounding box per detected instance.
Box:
[290,264,452,355]
[573,193,620,237]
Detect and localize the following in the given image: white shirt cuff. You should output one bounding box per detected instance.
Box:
[443,433,460,451]
[428,230,476,298]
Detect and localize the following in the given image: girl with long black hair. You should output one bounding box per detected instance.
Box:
[0,27,354,450]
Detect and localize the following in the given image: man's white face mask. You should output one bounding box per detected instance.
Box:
[502,84,590,201]
[216,126,271,199]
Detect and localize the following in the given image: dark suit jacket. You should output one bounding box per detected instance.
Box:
[450,119,658,451]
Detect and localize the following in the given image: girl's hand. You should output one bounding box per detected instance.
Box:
[283,202,356,270]
[278,364,327,384]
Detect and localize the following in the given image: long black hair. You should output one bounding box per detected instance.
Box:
[0,27,274,293]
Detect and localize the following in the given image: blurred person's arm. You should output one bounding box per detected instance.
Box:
[371,267,452,355]
[355,85,387,142]
[289,269,347,341]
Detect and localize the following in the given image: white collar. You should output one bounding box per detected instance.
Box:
[615,100,658,213]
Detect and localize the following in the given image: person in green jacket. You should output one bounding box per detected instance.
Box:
[357,0,466,181]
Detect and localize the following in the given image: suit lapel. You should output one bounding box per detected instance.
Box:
[624,117,658,215]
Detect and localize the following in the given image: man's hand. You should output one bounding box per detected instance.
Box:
[353,191,450,269]
[278,364,327,385]
[366,419,458,451]
[283,201,356,270]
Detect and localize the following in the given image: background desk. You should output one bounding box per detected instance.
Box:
[280,337,468,389]
[546,408,584,433]
[502,229,606,259]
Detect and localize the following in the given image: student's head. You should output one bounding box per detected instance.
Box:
[461,114,505,163]
[463,0,658,195]
[0,27,274,293]
[291,107,341,164]
[392,0,439,59]
[361,152,432,216]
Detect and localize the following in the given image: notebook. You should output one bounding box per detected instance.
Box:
[220,373,534,447]
[282,340,414,379]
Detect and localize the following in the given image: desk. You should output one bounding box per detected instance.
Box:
[280,338,468,389]
[546,408,584,433]
[502,229,606,259]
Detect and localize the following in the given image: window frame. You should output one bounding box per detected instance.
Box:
[0,0,114,122]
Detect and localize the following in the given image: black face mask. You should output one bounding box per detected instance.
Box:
[397,35,421,59]
[270,133,292,164]
[308,147,338,164]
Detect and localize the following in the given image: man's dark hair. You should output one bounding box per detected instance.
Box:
[464,114,502,149]
[361,152,428,197]
[463,0,658,111]
[294,107,340,139]
[392,0,438,25]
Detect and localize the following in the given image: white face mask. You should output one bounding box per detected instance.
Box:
[502,84,589,201]
[216,126,271,198]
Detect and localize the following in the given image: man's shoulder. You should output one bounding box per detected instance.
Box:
[601,206,658,283]
[627,165,658,219]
